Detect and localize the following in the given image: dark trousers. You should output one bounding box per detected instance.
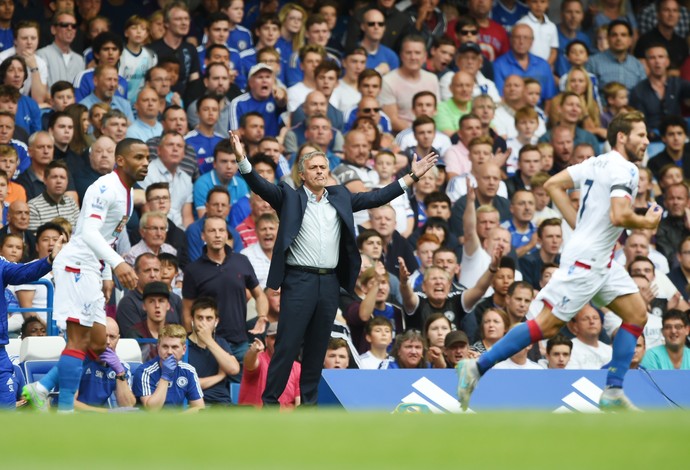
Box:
[262,270,340,405]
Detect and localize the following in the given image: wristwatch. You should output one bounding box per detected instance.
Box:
[408,171,420,183]
[30,67,39,73]
[116,372,128,381]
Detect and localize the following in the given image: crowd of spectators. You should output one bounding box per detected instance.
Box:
[4,0,690,410]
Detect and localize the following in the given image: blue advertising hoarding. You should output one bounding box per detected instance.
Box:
[318,370,690,412]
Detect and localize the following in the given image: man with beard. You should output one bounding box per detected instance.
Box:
[458,111,662,411]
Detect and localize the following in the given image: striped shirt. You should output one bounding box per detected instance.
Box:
[27,192,80,232]
[133,358,203,406]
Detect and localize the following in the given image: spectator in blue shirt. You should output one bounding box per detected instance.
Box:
[493,23,558,105]
[133,324,205,410]
[193,138,249,215]
[79,64,135,123]
[360,7,399,74]
[229,62,286,138]
[556,0,593,77]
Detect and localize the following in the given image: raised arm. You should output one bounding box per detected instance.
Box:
[230,131,284,209]
[461,245,502,312]
[351,151,439,212]
[398,257,419,313]
[463,178,480,257]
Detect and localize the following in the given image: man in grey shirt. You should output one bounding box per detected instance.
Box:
[36,10,85,87]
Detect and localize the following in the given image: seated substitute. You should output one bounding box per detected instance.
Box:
[75,318,136,412]
[132,324,205,411]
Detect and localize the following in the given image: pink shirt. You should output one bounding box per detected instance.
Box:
[442,141,472,177]
[239,351,301,408]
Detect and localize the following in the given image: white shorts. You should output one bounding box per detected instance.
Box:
[536,261,638,322]
[53,267,106,330]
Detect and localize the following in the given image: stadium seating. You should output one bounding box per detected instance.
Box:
[116,339,143,363]
[19,336,66,362]
[6,338,21,360]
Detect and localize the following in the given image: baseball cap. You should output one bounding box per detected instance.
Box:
[248,62,274,77]
[444,330,469,348]
[266,322,278,336]
[142,281,170,300]
[458,42,481,54]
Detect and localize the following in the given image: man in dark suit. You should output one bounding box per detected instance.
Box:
[230,131,437,406]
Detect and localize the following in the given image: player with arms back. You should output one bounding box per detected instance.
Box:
[23,138,148,412]
[457,111,661,411]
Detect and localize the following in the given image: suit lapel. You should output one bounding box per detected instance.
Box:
[299,186,308,215]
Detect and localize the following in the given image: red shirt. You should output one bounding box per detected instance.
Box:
[239,351,301,408]
[446,18,509,61]
[236,216,257,247]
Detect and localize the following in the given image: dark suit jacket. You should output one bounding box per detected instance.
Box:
[242,169,405,293]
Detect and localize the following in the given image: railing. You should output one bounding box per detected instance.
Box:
[8,278,56,335]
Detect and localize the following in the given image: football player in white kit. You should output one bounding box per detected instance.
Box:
[23,138,148,412]
[457,111,663,411]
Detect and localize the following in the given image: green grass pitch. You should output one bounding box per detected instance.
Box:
[4,409,690,469]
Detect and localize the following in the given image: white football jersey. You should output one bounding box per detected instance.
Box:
[563,151,638,270]
[54,171,132,273]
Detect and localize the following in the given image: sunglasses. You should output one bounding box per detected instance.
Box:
[367,21,385,27]
[460,29,478,36]
[56,22,77,29]
[362,107,381,113]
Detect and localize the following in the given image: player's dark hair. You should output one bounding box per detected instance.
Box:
[116,137,146,158]
[21,316,45,337]
[607,111,646,148]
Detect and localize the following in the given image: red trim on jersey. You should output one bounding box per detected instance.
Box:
[542,299,553,310]
[66,317,81,324]
[114,169,133,218]
[527,319,544,343]
[89,214,102,220]
[620,323,643,338]
[65,266,81,273]
[574,261,591,270]
[86,349,99,361]
[62,349,86,360]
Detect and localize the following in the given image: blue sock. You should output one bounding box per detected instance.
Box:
[38,366,59,391]
[476,320,543,375]
[606,323,642,388]
[57,350,85,412]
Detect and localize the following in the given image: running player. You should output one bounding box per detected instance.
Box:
[23,138,148,412]
[457,111,662,411]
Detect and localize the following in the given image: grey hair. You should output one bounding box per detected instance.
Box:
[28,131,53,147]
[297,150,327,174]
[139,211,168,230]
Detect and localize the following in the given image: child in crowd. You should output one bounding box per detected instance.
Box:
[530,172,560,226]
[221,0,253,52]
[600,81,628,128]
[517,0,558,65]
[0,146,25,203]
[159,253,182,298]
[0,168,8,226]
[409,233,442,291]
[359,316,395,370]
[522,78,547,138]
[2,233,24,333]
[536,142,554,173]
[121,15,157,106]
[505,106,540,176]
[373,150,414,238]
[558,41,601,105]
